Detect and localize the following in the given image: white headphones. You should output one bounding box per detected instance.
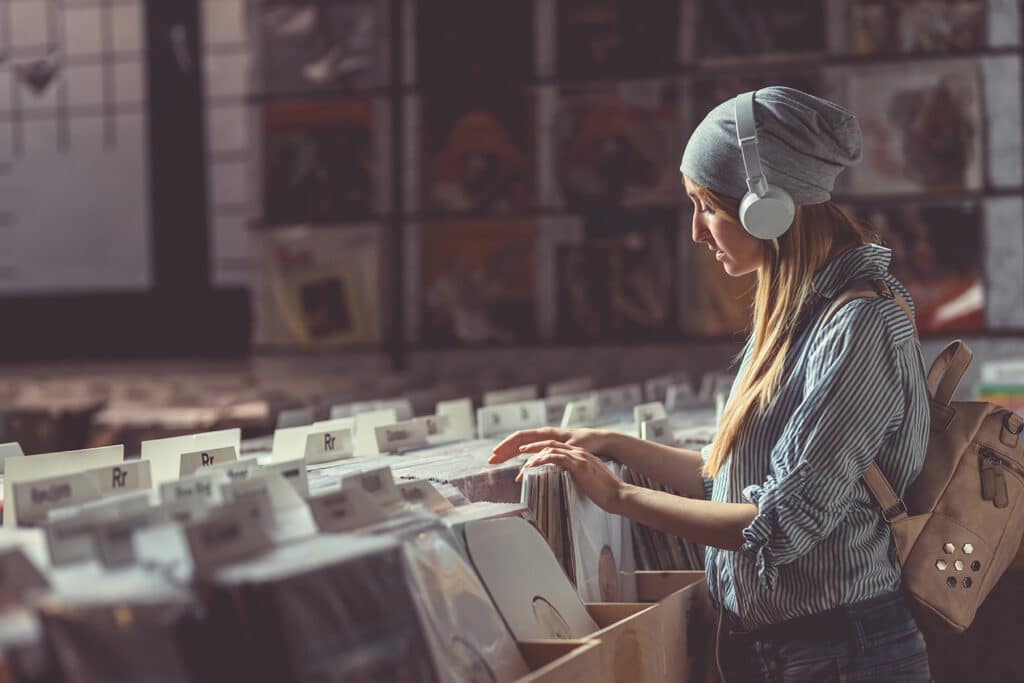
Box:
[735,91,795,240]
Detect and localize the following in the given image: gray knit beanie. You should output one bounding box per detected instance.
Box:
[679,86,863,205]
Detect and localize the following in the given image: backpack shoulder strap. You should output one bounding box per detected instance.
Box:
[820,278,917,550]
[821,278,916,333]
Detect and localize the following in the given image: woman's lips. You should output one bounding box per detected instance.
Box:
[715,249,726,262]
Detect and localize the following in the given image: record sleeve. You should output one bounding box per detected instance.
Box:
[400,522,531,683]
[201,534,440,682]
[678,230,755,338]
[259,0,389,93]
[563,462,637,603]
[696,0,826,62]
[553,81,681,210]
[253,224,382,347]
[262,99,377,225]
[554,210,676,342]
[416,0,533,86]
[421,94,535,216]
[556,0,680,78]
[847,201,984,332]
[464,517,599,641]
[845,61,984,195]
[419,220,537,345]
[849,0,986,55]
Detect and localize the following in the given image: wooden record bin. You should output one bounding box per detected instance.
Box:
[514,571,716,683]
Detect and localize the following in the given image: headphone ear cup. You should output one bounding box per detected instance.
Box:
[739,185,796,240]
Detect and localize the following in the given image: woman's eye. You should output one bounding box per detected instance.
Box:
[700,205,715,215]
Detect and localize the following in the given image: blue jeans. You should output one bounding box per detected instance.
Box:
[718,591,931,682]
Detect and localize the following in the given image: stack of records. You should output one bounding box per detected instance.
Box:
[199,525,529,683]
[520,462,637,602]
[620,465,705,571]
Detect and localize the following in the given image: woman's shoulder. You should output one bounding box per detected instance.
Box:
[818,279,917,351]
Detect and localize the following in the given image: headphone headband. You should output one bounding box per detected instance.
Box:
[735,91,766,196]
[733,90,796,240]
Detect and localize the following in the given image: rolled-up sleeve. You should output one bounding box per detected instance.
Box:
[739,303,904,590]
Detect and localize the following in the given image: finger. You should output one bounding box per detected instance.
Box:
[515,452,572,482]
[517,439,572,455]
[490,429,558,463]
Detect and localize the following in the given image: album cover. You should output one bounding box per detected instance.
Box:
[262,99,376,225]
[564,462,637,603]
[416,0,533,86]
[849,0,986,55]
[844,62,984,195]
[848,201,984,332]
[679,240,755,338]
[464,517,600,641]
[554,81,681,210]
[259,0,388,93]
[696,0,826,62]
[556,0,680,78]
[554,210,676,342]
[419,220,537,346]
[421,94,535,215]
[253,224,382,347]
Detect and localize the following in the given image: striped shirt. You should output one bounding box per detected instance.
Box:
[702,243,930,630]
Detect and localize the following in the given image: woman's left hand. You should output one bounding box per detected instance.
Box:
[516,442,627,514]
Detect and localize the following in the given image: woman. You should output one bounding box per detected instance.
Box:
[489,87,931,681]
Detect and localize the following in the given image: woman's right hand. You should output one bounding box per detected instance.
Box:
[488,427,614,464]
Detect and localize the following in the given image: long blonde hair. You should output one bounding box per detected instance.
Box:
[694,181,879,479]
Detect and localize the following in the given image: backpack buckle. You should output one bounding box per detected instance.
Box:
[882,499,907,521]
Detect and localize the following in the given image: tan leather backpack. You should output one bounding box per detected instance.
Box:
[827,279,1024,633]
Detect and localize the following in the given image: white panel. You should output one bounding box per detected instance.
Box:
[63,6,104,56]
[989,0,1020,47]
[10,2,49,49]
[984,56,1023,188]
[111,4,143,53]
[0,118,11,163]
[210,214,254,287]
[0,69,11,111]
[20,117,57,156]
[204,52,252,98]
[984,197,1024,329]
[0,109,150,294]
[65,63,106,108]
[17,63,60,112]
[211,159,248,206]
[113,59,145,106]
[206,104,249,152]
[202,0,247,47]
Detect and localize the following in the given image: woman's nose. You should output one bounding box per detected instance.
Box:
[692,216,709,244]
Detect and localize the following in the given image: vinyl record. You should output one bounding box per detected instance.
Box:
[401,527,530,683]
[564,461,637,603]
[464,517,598,641]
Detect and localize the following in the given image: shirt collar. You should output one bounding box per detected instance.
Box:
[811,243,893,299]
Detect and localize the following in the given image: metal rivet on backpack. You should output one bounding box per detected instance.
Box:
[963,577,973,588]
[963,544,974,554]
[935,560,948,571]
[954,560,964,571]
[944,543,955,554]
[946,577,957,588]
[971,561,981,571]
